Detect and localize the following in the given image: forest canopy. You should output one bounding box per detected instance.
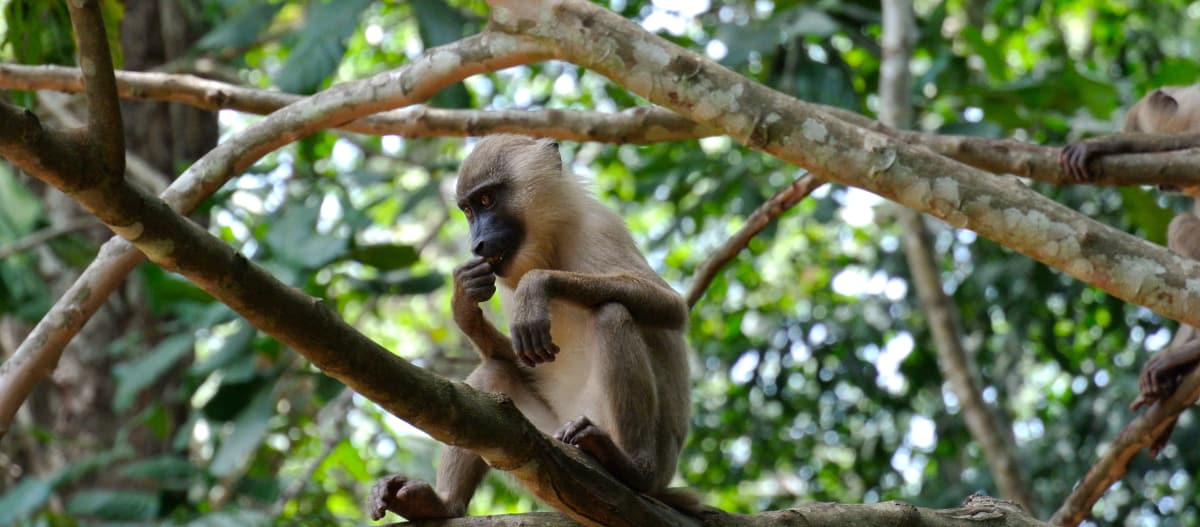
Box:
[1,1,1199,526]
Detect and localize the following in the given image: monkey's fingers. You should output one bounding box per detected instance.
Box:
[1059,144,1092,182]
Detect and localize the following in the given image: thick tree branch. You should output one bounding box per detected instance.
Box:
[0,33,550,439]
[5,63,1200,187]
[1050,363,1200,526]
[880,0,1034,514]
[685,175,824,308]
[486,0,1200,329]
[64,0,124,179]
[394,495,1044,526]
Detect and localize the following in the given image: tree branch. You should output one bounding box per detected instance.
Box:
[1049,363,1200,526]
[4,63,1200,188]
[0,32,550,439]
[685,175,824,308]
[486,0,1200,329]
[880,0,1034,514]
[0,63,713,143]
[64,0,124,179]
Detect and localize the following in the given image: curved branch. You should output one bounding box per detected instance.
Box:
[485,0,1200,329]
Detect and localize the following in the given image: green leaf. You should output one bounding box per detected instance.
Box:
[273,0,373,94]
[0,165,43,238]
[66,489,159,521]
[210,386,275,478]
[141,265,215,314]
[347,244,419,270]
[113,334,195,412]
[118,455,199,481]
[0,477,53,524]
[195,1,283,50]
[264,204,348,270]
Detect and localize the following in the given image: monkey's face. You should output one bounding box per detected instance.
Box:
[458,181,525,276]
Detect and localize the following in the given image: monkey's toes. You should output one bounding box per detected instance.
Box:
[366,476,451,521]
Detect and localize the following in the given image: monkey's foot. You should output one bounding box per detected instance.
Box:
[554,416,651,492]
[366,475,456,521]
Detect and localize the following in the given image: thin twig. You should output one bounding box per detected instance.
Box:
[685,174,824,308]
[0,218,97,260]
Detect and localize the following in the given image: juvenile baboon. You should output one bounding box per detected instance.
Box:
[368,135,693,519]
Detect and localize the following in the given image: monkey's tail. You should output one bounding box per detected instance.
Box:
[652,488,718,518]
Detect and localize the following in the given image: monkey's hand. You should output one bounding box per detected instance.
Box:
[1133,345,1200,409]
[367,475,456,521]
[454,256,498,305]
[1060,141,1100,182]
[452,256,497,327]
[511,270,558,367]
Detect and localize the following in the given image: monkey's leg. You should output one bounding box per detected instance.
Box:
[554,304,667,493]
[1060,132,1200,181]
[368,360,556,520]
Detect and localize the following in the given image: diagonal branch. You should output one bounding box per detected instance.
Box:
[0,32,550,439]
[1050,363,1200,526]
[485,0,1200,330]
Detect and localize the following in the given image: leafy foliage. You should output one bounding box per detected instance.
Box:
[2,0,1200,526]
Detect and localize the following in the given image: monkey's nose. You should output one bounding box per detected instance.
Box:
[473,239,503,258]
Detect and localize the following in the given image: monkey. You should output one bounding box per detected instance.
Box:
[366,135,693,520]
[1060,83,1200,455]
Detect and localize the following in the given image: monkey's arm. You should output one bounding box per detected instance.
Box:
[1061,132,1200,181]
[507,269,687,366]
[528,270,689,329]
[452,257,519,363]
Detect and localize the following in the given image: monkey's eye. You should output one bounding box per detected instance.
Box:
[478,193,494,209]
[462,206,473,219]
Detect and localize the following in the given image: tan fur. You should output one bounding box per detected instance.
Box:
[1124,84,1200,134]
[369,135,694,521]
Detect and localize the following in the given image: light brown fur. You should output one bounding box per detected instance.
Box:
[368,135,693,520]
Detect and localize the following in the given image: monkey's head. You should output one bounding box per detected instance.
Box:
[455,135,578,285]
[1125,84,1200,134]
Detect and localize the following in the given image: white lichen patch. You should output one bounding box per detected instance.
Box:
[765,112,781,125]
[109,222,144,241]
[897,177,931,209]
[429,51,462,75]
[633,41,670,68]
[139,237,177,262]
[693,87,738,121]
[1186,277,1200,296]
[801,118,828,143]
[932,178,960,206]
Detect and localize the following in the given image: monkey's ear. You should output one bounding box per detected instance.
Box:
[1149,89,1180,112]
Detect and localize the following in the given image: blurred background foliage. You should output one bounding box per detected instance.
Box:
[1,0,1199,525]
